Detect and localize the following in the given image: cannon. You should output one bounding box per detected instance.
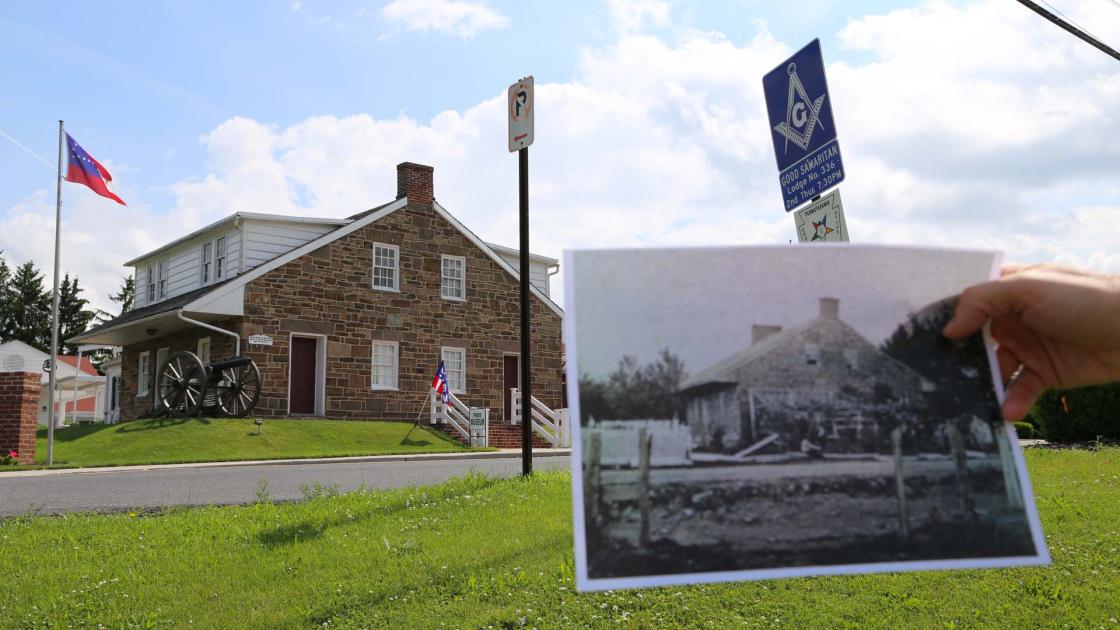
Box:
[155,351,262,418]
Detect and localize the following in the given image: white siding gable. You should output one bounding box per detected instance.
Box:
[132,227,242,306]
[491,251,553,297]
[241,219,337,270]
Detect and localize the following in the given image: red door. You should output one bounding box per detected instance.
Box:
[503,355,519,422]
[290,337,317,415]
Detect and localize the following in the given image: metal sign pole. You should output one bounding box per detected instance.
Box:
[519,146,532,476]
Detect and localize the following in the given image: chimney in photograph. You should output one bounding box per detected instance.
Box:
[396,162,434,205]
[819,297,839,319]
[751,324,782,346]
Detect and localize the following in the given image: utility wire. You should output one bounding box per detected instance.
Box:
[1016,0,1120,62]
[0,128,56,171]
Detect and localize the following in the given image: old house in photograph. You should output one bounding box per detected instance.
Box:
[679,297,930,453]
[70,162,564,427]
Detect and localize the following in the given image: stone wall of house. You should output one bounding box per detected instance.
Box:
[687,315,926,451]
[119,321,240,420]
[238,200,564,421]
[0,372,40,463]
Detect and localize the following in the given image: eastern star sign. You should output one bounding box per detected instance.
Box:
[773,62,826,154]
[810,215,835,241]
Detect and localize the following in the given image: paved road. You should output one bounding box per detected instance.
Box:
[0,454,570,517]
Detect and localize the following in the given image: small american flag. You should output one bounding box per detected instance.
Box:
[431,360,450,403]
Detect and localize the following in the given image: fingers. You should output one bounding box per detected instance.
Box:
[943,280,1020,339]
[996,345,1020,383]
[1002,367,1047,421]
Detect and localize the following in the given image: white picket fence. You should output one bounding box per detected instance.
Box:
[511,388,571,448]
[583,418,692,467]
[430,389,471,440]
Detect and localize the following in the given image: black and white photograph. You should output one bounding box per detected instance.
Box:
[566,245,1049,591]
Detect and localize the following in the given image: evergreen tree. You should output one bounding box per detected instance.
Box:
[57,274,95,355]
[6,261,50,352]
[110,275,134,314]
[0,252,11,341]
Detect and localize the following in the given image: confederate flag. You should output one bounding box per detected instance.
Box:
[64,133,125,205]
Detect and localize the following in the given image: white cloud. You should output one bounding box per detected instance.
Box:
[380,0,509,38]
[8,0,1119,315]
[607,0,670,33]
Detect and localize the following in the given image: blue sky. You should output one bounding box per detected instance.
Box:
[1,0,1118,312]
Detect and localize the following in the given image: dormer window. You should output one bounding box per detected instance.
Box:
[157,259,168,299]
[146,265,156,302]
[201,242,213,284]
[215,236,226,280]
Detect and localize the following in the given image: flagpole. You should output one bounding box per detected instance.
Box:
[47,120,64,465]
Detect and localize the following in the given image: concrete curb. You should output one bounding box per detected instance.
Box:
[0,448,571,478]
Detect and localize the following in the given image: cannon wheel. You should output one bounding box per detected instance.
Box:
[157,351,207,417]
[215,360,261,417]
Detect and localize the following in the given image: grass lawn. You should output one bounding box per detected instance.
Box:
[2,448,1118,628]
[3,417,484,469]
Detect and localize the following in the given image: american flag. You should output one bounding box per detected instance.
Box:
[431,360,450,403]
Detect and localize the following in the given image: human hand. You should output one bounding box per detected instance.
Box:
[942,263,1120,421]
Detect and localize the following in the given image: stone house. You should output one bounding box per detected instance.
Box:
[678,298,929,453]
[71,162,564,424]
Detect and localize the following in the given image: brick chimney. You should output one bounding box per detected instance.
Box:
[751,324,782,345]
[396,162,434,205]
[819,297,839,319]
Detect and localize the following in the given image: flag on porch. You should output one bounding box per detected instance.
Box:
[431,360,450,403]
[64,133,126,205]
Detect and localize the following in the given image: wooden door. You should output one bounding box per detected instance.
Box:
[290,337,318,415]
[503,355,519,422]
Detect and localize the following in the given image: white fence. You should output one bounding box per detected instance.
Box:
[583,418,692,467]
[511,388,571,448]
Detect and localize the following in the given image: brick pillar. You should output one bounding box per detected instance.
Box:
[0,372,40,464]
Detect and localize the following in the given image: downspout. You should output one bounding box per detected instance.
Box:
[177,310,241,356]
[546,263,560,297]
[235,216,246,276]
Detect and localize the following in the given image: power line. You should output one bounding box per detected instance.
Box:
[1016,0,1120,62]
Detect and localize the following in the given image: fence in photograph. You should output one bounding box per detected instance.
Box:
[584,418,691,467]
[510,388,571,447]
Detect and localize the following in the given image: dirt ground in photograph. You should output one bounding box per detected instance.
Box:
[587,457,1036,579]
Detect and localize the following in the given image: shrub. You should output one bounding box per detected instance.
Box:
[1,449,18,465]
[1013,422,1034,439]
[1033,382,1120,442]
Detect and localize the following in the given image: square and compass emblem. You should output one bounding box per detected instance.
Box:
[762,39,846,212]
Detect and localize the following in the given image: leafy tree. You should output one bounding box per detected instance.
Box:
[578,349,687,422]
[6,260,50,352]
[881,296,1001,450]
[110,275,134,314]
[57,273,96,355]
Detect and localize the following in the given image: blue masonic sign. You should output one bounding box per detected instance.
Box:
[762,39,845,211]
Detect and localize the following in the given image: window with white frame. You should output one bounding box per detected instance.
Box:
[441,347,465,393]
[157,259,169,300]
[197,337,211,364]
[156,347,169,377]
[844,348,859,371]
[804,343,820,366]
[146,266,156,303]
[441,256,465,300]
[372,243,399,291]
[137,351,150,396]
[371,341,398,390]
[201,242,213,284]
[215,236,227,281]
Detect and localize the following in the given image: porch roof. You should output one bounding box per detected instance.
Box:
[68,279,236,346]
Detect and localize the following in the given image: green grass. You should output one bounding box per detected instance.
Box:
[3,418,485,469]
[2,448,1118,628]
